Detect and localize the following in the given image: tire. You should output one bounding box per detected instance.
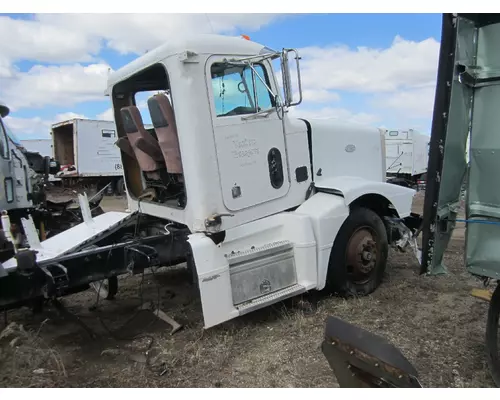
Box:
[486,283,500,387]
[325,207,389,297]
[115,177,126,197]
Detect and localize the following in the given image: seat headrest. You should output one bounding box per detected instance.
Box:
[148,94,171,129]
[120,106,145,134]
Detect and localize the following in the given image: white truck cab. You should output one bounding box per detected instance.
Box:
[106,34,416,328]
[0,34,418,329]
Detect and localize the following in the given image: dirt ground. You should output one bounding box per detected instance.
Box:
[0,192,494,388]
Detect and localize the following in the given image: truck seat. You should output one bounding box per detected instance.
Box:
[120,105,163,179]
[115,136,136,159]
[147,94,183,175]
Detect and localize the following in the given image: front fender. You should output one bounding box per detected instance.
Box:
[295,192,350,290]
[315,176,415,218]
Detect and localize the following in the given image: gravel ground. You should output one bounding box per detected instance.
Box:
[0,191,494,388]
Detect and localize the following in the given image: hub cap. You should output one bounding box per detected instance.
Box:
[346,227,378,285]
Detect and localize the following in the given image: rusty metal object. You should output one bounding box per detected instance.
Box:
[321,316,422,388]
[346,227,378,284]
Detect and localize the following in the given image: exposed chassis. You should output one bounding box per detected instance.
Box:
[0,199,422,317]
[0,195,190,312]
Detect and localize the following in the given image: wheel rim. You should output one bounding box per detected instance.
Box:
[345,226,378,285]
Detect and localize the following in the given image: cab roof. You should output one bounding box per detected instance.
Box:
[106,34,273,94]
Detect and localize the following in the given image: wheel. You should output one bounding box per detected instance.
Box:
[115,177,126,196]
[486,282,500,387]
[325,207,389,296]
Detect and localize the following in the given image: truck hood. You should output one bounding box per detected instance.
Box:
[295,117,386,184]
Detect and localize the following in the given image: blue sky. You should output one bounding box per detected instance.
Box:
[0,13,442,139]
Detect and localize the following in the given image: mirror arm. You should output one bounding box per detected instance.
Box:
[243,61,276,99]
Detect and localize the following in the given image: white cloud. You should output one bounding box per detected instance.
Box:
[298,35,440,94]
[291,35,440,127]
[4,112,88,139]
[301,89,340,103]
[0,57,16,79]
[0,15,101,65]
[97,108,114,121]
[371,86,436,119]
[36,14,283,55]
[96,98,150,123]
[3,116,52,138]
[54,112,88,123]
[2,63,111,110]
[0,14,283,69]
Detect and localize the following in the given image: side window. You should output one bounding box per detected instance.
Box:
[101,129,116,138]
[211,63,274,117]
[0,119,9,159]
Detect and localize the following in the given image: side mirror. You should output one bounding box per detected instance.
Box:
[44,156,60,176]
[280,48,303,108]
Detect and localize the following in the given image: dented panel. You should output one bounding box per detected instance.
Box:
[422,14,500,279]
[465,22,500,279]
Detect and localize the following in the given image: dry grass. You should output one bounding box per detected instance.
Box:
[0,320,66,387]
[0,192,496,388]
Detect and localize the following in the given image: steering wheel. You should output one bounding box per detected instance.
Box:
[237,81,246,93]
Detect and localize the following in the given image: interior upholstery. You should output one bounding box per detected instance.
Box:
[115,136,136,159]
[120,106,162,178]
[147,94,183,174]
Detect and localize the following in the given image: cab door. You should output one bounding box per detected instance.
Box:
[207,57,290,212]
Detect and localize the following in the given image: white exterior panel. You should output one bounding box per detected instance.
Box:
[75,119,122,177]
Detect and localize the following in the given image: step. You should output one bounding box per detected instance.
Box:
[236,283,306,315]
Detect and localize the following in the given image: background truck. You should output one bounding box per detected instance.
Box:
[0,101,110,261]
[51,119,125,196]
[385,128,430,189]
[19,139,60,183]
